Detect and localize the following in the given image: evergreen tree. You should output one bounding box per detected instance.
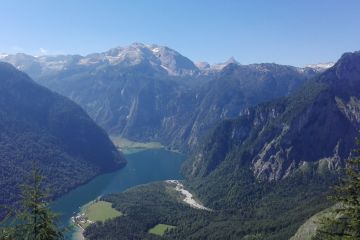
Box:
[314,140,360,239]
[0,165,64,240]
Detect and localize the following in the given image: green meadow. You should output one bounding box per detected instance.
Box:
[85,201,122,223]
[148,224,176,236]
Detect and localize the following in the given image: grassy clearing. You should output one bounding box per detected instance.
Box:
[148,224,176,236]
[110,136,163,153]
[85,200,122,222]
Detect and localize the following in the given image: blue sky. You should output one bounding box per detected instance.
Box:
[1,0,359,66]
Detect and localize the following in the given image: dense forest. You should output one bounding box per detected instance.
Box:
[84,182,208,240]
[1,1,359,239]
[84,51,360,239]
[0,63,126,218]
[84,171,336,239]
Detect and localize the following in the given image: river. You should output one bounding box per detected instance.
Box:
[51,148,185,239]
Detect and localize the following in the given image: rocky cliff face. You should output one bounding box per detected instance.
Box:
[1,44,318,151]
[177,63,316,150]
[184,51,360,181]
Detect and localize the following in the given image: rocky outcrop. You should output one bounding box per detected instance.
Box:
[1,44,317,152]
[185,51,360,181]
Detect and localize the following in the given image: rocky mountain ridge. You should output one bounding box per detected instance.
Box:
[0,43,321,151]
[184,51,360,181]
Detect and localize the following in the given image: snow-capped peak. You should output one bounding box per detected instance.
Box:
[0,43,200,77]
[152,47,160,53]
[305,62,335,70]
[76,43,198,76]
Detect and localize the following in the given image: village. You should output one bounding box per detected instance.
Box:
[71,212,94,230]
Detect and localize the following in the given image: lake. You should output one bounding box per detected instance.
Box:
[51,149,185,239]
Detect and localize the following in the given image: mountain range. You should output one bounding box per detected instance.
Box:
[177,50,360,238]
[0,43,326,151]
[0,43,351,239]
[80,49,360,239]
[184,50,360,182]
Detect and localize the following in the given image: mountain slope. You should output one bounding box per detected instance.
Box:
[79,52,355,239]
[174,63,317,149]
[0,44,318,152]
[154,51,359,239]
[0,43,199,80]
[168,51,360,238]
[0,62,125,216]
[184,51,360,182]
[290,205,338,240]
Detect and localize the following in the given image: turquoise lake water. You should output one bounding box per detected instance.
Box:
[51,149,185,239]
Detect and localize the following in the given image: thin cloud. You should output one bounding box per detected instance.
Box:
[39,48,48,55]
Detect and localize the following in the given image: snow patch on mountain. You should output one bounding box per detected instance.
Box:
[305,62,335,70]
[211,57,240,71]
[195,62,211,70]
[151,47,160,53]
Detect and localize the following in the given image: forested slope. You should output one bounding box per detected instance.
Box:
[0,62,126,217]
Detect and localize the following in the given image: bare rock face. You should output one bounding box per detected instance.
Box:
[1,44,316,152]
[185,51,360,181]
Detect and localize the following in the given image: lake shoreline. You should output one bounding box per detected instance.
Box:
[51,148,185,240]
[71,224,85,240]
[110,136,182,155]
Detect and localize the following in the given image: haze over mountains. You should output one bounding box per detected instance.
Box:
[1,42,359,239]
[0,43,331,152]
[82,50,360,240]
[2,0,360,238]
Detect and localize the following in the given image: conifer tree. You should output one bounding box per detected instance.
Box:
[0,164,64,240]
[314,140,360,239]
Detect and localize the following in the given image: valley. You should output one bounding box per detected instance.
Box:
[1,2,360,239]
[110,136,164,154]
[50,147,185,239]
[0,37,359,240]
[0,63,126,220]
[68,51,360,239]
[0,44,319,152]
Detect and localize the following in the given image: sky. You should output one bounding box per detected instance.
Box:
[1,0,360,66]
